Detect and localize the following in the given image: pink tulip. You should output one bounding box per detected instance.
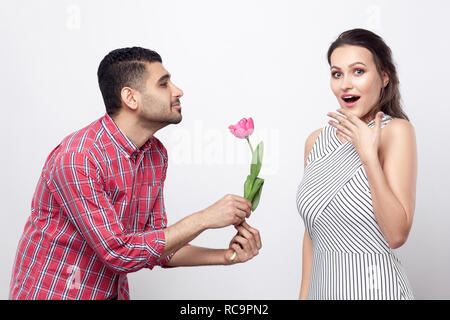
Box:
[227,116,264,262]
[228,117,254,139]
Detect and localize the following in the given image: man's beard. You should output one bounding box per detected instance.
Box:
[140,94,182,125]
[168,98,182,123]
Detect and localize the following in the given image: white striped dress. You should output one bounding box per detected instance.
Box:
[296,114,414,300]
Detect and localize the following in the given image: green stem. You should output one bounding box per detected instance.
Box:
[234,136,253,253]
[246,137,254,153]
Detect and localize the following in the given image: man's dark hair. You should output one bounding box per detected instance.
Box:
[97,47,162,117]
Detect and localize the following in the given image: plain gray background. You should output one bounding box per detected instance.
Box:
[1,0,449,299]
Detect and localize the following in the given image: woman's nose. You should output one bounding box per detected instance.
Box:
[341,75,353,91]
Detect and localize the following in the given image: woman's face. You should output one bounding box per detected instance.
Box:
[329,45,389,123]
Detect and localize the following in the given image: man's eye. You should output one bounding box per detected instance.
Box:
[160,83,168,87]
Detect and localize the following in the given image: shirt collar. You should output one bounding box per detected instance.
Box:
[103,113,153,158]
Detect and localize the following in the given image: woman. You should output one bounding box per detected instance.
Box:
[297,29,417,300]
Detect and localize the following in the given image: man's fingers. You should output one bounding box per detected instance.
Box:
[231,200,251,221]
[236,228,258,255]
[235,225,253,242]
[231,243,244,261]
[231,195,253,212]
[231,234,252,252]
[234,208,248,221]
[234,200,252,215]
[239,222,262,250]
[233,227,258,256]
[228,250,237,262]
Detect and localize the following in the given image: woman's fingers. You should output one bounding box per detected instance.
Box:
[337,108,364,126]
[327,111,356,129]
[328,119,353,138]
[336,130,352,143]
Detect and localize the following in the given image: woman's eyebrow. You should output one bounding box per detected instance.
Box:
[330,62,367,70]
[349,61,367,67]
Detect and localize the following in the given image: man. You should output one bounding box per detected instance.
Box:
[9,47,261,300]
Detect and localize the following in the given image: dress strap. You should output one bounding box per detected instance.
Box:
[367,114,394,128]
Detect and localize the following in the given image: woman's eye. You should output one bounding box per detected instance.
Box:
[354,69,364,75]
[332,72,341,78]
[160,83,168,87]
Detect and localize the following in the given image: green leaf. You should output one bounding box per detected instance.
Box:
[244,174,255,199]
[250,141,264,178]
[247,177,264,203]
[251,179,264,211]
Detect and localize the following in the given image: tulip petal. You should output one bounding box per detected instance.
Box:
[247,117,254,130]
[229,117,255,139]
[238,118,247,128]
[235,127,247,139]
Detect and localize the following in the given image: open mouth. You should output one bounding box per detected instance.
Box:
[342,95,360,103]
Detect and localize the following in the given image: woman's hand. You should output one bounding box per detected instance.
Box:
[327,108,384,164]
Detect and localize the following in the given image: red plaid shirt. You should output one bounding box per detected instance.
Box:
[9,114,173,300]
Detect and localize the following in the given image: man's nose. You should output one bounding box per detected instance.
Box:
[172,83,184,98]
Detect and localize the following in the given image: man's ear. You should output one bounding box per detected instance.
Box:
[120,87,139,111]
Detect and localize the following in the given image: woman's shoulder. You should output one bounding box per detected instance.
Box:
[305,128,323,151]
[306,128,323,146]
[380,117,416,162]
[304,128,323,165]
[383,117,415,139]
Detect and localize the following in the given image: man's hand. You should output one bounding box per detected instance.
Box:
[200,194,252,229]
[162,221,261,267]
[161,194,252,260]
[225,221,262,264]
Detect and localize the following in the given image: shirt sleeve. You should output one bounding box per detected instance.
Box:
[50,151,166,274]
[155,179,191,268]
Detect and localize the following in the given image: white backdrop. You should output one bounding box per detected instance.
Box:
[1,0,449,299]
